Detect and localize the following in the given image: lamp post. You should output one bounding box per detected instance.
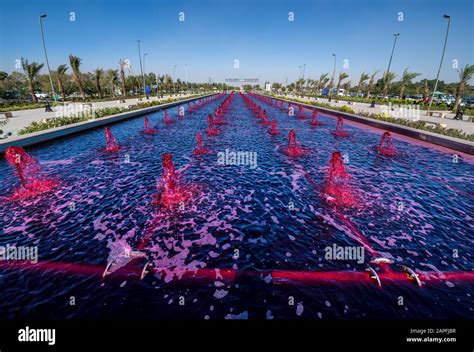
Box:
[303,64,306,80]
[328,54,336,102]
[383,33,400,98]
[298,65,302,80]
[173,64,177,94]
[143,53,148,99]
[427,15,451,115]
[136,40,145,98]
[39,14,57,102]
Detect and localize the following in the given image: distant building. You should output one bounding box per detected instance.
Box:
[265,82,271,92]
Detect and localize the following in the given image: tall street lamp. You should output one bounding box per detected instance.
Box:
[39,14,57,102]
[173,64,177,93]
[328,53,336,102]
[136,40,145,98]
[383,33,400,97]
[427,15,451,115]
[143,53,148,99]
[302,64,306,80]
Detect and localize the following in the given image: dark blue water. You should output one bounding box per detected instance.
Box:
[0,94,472,319]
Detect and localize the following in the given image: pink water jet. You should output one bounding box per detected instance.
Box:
[193,131,210,155]
[324,151,357,207]
[261,110,270,126]
[269,120,279,135]
[378,132,397,156]
[332,117,350,137]
[143,116,158,134]
[5,146,57,200]
[164,110,173,125]
[105,127,120,152]
[310,110,322,126]
[297,106,306,119]
[206,114,220,136]
[152,153,192,208]
[283,129,305,157]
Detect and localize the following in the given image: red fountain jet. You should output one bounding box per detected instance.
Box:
[143,116,158,134]
[105,127,120,152]
[164,110,173,125]
[193,131,210,155]
[325,151,357,207]
[283,129,305,157]
[310,110,322,126]
[332,116,350,137]
[5,146,57,199]
[377,132,397,156]
[206,114,220,136]
[269,120,279,135]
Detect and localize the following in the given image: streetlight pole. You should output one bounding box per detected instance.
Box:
[143,53,148,99]
[328,54,336,102]
[383,33,400,97]
[427,15,451,115]
[173,64,177,94]
[303,64,306,80]
[136,40,145,98]
[298,65,302,80]
[39,14,57,102]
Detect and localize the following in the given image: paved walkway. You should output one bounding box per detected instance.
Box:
[282,94,474,135]
[0,94,194,138]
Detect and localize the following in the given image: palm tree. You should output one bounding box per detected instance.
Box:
[119,59,127,96]
[356,72,369,96]
[423,80,430,99]
[366,70,379,99]
[336,72,349,91]
[342,80,352,93]
[452,64,474,111]
[108,69,119,98]
[56,64,68,101]
[382,71,397,97]
[317,73,329,94]
[399,68,420,99]
[94,68,104,98]
[21,58,44,102]
[69,55,85,99]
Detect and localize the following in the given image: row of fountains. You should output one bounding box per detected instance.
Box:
[4,93,395,208]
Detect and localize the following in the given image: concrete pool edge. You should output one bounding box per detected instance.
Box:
[0,93,215,154]
[264,94,474,155]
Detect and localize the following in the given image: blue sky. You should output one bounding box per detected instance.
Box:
[0,0,472,84]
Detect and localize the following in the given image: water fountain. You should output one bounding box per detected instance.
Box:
[378,132,397,156]
[143,116,158,134]
[152,153,186,207]
[105,127,120,152]
[310,110,322,126]
[206,114,220,136]
[332,116,350,137]
[283,129,305,157]
[325,151,357,207]
[269,120,279,135]
[193,131,210,155]
[164,110,173,125]
[5,146,57,200]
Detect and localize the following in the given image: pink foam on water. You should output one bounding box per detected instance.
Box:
[5,146,58,200]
